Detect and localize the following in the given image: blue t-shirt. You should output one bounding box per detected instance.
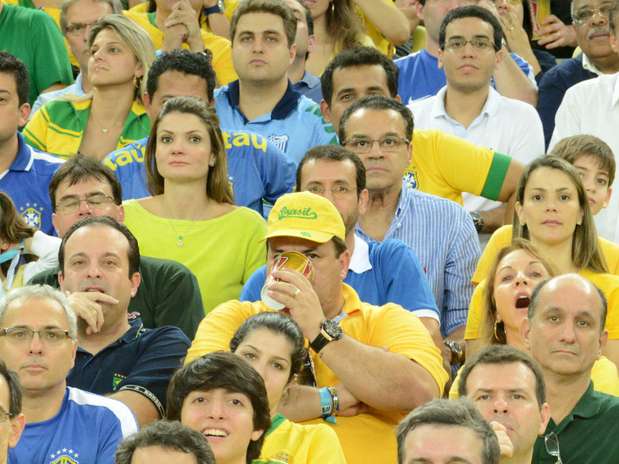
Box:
[9,386,138,464]
[395,49,536,105]
[0,133,63,235]
[105,130,295,217]
[67,318,190,418]
[214,80,337,165]
[241,235,439,319]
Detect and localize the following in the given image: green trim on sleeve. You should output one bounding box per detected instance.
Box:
[480,151,511,201]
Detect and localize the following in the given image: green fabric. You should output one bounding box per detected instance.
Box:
[18,0,36,8]
[28,256,204,339]
[532,383,619,463]
[0,4,73,105]
[265,414,287,437]
[479,151,511,201]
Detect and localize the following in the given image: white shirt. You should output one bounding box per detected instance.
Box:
[550,72,619,243]
[410,86,544,213]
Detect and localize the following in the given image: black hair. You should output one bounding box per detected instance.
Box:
[438,5,504,51]
[297,145,366,197]
[0,359,21,419]
[49,155,122,211]
[166,352,271,464]
[146,49,216,101]
[230,312,306,383]
[321,46,398,105]
[338,95,414,143]
[59,216,140,277]
[0,51,29,106]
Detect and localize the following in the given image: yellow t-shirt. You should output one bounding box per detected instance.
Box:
[356,4,393,57]
[122,201,266,313]
[186,284,448,464]
[129,1,238,33]
[449,354,619,399]
[256,414,347,464]
[408,130,512,205]
[471,225,619,285]
[123,10,237,86]
[465,268,619,341]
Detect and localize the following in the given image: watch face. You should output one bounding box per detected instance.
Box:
[323,319,343,339]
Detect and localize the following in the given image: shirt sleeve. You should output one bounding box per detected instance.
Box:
[443,206,480,335]
[117,326,190,415]
[464,280,487,340]
[240,265,267,301]
[241,212,267,283]
[537,66,570,148]
[377,239,439,317]
[548,86,582,151]
[23,231,61,283]
[258,139,296,205]
[96,417,124,464]
[23,104,51,152]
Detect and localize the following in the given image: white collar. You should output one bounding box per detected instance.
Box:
[348,234,372,274]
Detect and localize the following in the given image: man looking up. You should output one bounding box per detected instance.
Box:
[0,285,138,462]
[187,191,447,463]
[459,345,551,464]
[524,274,619,462]
[215,0,337,164]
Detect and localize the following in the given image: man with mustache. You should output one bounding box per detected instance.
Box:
[459,345,550,464]
[57,216,190,427]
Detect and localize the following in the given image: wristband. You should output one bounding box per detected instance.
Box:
[319,387,336,424]
[204,4,222,15]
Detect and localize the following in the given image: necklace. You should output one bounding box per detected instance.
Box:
[166,220,191,248]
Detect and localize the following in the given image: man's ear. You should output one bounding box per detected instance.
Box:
[320,99,332,124]
[338,249,351,279]
[357,189,369,215]
[521,316,531,350]
[416,1,424,21]
[438,49,444,69]
[8,413,25,448]
[130,272,141,298]
[538,402,551,435]
[18,102,30,127]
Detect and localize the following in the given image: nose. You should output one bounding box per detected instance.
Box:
[29,332,44,354]
[559,321,577,344]
[86,261,103,279]
[514,270,529,286]
[591,9,609,25]
[251,36,265,53]
[493,397,509,414]
[206,398,226,419]
[77,198,94,217]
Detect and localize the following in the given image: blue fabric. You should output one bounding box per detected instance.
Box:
[293,71,323,104]
[357,183,479,336]
[395,49,535,104]
[105,130,296,217]
[0,133,63,235]
[533,48,558,83]
[537,54,597,147]
[214,80,337,165]
[240,236,439,317]
[67,318,190,415]
[9,387,133,464]
[31,73,86,116]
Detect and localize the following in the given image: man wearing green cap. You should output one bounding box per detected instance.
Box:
[186,191,448,464]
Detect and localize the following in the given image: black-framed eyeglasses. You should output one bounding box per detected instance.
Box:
[0,327,73,345]
[64,21,98,35]
[544,432,563,464]
[55,193,116,214]
[343,135,410,154]
[572,4,616,24]
[444,36,498,52]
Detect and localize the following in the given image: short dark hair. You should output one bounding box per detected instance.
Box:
[59,216,141,277]
[146,49,217,102]
[166,352,271,464]
[528,275,608,332]
[458,345,546,406]
[550,134,616,186]
[321,46,398,105]
[396,399,500,464]
[230,0,297,47]
[439,5,503,51]
[338,95,414,143]
[49,155,122,212]
[297,145,367,197]
[230,312,306,383]
[115,420,215,463]
[0,359,22,419]
[0,51,29,107]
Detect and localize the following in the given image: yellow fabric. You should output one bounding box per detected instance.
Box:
[408,130,496,205]
[449,354,619,399]
[411,25,426,52]
[123,10,237,86]
[260,417,347,464]
[122,201,266,313]
[129,1,238,30]
[356,5,392,57]
[186,284,448,463]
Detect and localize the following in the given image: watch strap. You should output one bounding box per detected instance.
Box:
[204,4,222,15]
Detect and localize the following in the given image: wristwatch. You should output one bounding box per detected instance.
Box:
[310,319,343,353]
[470,211,485,233]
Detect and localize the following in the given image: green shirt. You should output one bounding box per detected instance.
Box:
[0,4,73,104]
[28,256,205,339]
[533,382,619,463]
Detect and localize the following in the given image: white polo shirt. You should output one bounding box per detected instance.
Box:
[550,72,619,243]
[410,85,544,214]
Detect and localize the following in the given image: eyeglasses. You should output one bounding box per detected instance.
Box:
[65,21,98,36]
[572,4,616,24]
[444,37,497,52]
[55,193,116,214]
[544,432,563,464]
[0,327,73,345]
[343,136,410,154]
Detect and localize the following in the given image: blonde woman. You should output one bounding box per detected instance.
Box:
[123,96,266,313]
[24,14,155,160]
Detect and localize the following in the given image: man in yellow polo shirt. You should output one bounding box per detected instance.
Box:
[187,191,447,464]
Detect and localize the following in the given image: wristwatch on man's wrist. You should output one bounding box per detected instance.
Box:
[470,211,485,233]
[310,319,343,353]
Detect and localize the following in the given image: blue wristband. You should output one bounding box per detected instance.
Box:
[204,4,222,15]
[319,387,337,424]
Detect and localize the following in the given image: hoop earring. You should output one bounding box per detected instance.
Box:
[330,0,334,14]
[494,320,503,342]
